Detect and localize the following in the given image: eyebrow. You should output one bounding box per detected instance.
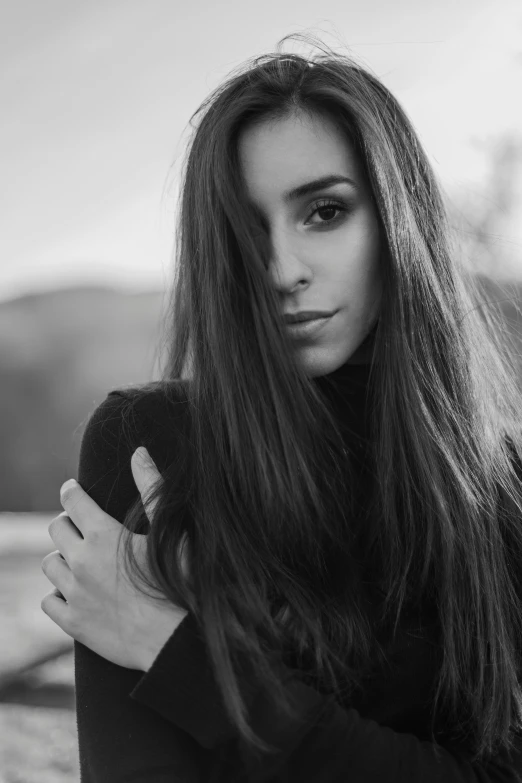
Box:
[283,174,358,203]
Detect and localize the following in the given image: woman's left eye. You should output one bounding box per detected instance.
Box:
[306,200,346,227]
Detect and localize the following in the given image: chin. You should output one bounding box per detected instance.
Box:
[299,347,351,378]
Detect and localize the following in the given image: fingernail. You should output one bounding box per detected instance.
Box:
[60,479,76,497]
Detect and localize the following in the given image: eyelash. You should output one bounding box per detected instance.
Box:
[306,199,347,227]
[254,199,347,237]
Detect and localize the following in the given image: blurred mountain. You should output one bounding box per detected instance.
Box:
[0,279,521,511]
[0,286,167,511]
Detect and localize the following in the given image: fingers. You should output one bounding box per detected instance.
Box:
[41,549,74,599]
[59,479,105,537]
[131,448,162,524]
[48,512,83,564]
[40,588,72,637]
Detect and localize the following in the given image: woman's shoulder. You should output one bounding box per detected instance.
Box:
[104,379,193,435]
[109,378,190,411]
[82,379,192,449]
[79,380,194,487]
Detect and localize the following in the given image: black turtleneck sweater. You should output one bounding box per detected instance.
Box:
[73,361,522,782]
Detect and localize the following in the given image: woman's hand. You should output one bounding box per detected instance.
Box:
[40,447,190,672]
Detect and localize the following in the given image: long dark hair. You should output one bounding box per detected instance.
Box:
[114,33,522,763]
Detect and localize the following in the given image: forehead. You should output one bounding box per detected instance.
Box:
[237,111,361,199]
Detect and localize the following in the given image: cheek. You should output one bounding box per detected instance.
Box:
[359,217,382,293]
[344,223,382,319]
[320,212,381,292]
[343,226,381,287]
[360,211,381,265]
[341,208,380,264]
[364,258,383,323]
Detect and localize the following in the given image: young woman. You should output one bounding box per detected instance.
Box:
[41,34,522,781]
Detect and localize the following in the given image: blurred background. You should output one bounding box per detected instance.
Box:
[1,1,521,780]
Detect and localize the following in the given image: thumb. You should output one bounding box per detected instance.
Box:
[131,447,162,524]
[131,447,191,584]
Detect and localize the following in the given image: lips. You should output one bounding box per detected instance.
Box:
[283,311,335,324]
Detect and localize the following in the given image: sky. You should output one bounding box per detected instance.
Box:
[1,0,522,303]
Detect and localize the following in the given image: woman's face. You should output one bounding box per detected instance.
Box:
[238,110,382,377]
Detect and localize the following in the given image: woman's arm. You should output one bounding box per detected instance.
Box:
[74,390,208,783]
[76,389,522,782]
[130,611,522,782]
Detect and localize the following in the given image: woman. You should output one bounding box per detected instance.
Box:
[41,34,522,781]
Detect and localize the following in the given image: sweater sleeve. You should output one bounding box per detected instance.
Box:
[130,611,522,782]
[75,388,522,783]
[74,388,208,783]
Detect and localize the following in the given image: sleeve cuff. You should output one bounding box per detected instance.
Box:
[129,613,263,749]
[129,612,328,754]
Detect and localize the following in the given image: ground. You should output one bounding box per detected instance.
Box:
[0,514,79,783]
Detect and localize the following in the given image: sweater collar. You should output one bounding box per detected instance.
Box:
[312,327,378,448]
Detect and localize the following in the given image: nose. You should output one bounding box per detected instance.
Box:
[266,232,312,293]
